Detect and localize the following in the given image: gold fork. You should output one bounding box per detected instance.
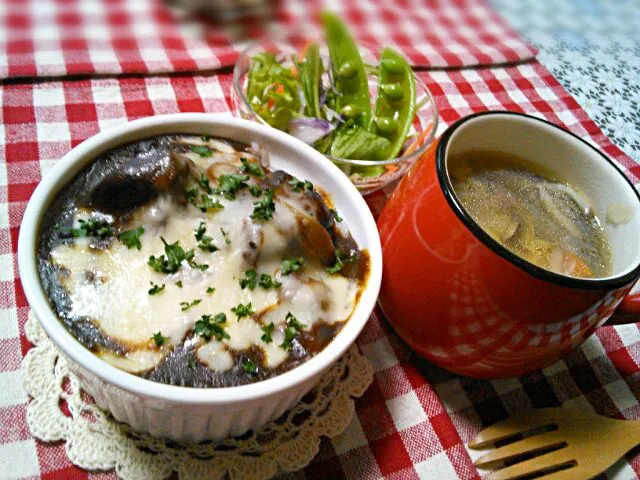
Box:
[469,407,640,479]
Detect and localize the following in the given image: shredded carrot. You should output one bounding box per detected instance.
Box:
[290,66,298,76]
[404,123,434,156]
[267,98,275,109]
[275,84,285,94]
[385,164,400,173]
[561,252,593,278]
[299,40,312,60]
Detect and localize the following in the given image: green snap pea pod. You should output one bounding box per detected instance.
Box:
[321,12,371,127]
[297,43,323,118]
[369,47,416,159]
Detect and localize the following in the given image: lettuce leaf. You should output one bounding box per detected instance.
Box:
[330,124,392,160]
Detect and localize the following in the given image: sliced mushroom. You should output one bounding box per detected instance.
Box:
[208,162,242,179]
[264,170,335,231]
[84,152,178,213]
[539,185,581,237]
[295,212,335,264]
[169,140,259,186]
[486,213,520,243]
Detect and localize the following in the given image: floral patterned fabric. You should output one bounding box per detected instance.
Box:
[491,0,640,164]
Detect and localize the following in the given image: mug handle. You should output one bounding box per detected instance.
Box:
[606,281,640,325]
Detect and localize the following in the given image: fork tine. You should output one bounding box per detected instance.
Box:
[475,430,566,468]
[528,468,581,480]
[487,449,575,480]
[469,408,561,449]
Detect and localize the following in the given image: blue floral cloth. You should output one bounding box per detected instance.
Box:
[491,0,640,164]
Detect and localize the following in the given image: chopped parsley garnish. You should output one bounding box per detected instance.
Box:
[186,184,223,212]
[218,173,249,200]
[258,274,281,289]
[194,313,229,341]
[175,280,183,288]
[188,357,197,369]
[249,185,263,197]
[191,145,212,157]
[330,208,343,223]
[280,312,305,351]
[189,258,209,271]
[180,298,202,311]
[231,302,254,319]
[196,194,224,212]
[242,359,258,374]
[261,322,275,343]
[148,282,165,296]
[206,286,215,294]
[281,257,304,275]
[326,250,357,274]
[199,172,213,194]
[285,312,305,330]
[151,331,167,347]
[185,186,199,203]
[251,189,276,221]
[221,227,231,245]
[148,237,194,274]
[66,218,113,238]
[194,221,207,241]
[198,236,218,253]
[200,135,210,142]
[118,225,144,250]
[240,270,281,290]
[194,220,219,252]
[241,158,265,177]
[288,178,313,193]
[239,269,258,290]
[280,329,295,351]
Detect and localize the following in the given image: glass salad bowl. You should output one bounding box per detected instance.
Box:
[231,37,439,195]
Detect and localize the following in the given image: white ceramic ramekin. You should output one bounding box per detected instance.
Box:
[18,114,382,443]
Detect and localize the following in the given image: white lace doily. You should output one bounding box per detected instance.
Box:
[20,312,373,480]
[491,0,640,163]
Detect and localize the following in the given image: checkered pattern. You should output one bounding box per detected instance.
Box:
[1,68,639,480]
[414,269,629,369]
[0,0,538,79]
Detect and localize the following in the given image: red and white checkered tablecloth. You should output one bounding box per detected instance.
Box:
[1,59,639,479]
[0,0,538,78]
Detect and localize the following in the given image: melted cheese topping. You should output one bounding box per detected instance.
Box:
[51,186,358,374]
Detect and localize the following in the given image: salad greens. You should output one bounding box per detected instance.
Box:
[296,43,323,119]
[247,52,300,131]
[245,12,418,177]
[330,123,391,161]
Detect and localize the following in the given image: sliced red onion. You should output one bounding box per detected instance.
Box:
[299,89,307,115]
[326,57,334,86]
[288,118,335,145]
[323,105,341,123]
[262,83,274,98]
[319,88,327,107]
